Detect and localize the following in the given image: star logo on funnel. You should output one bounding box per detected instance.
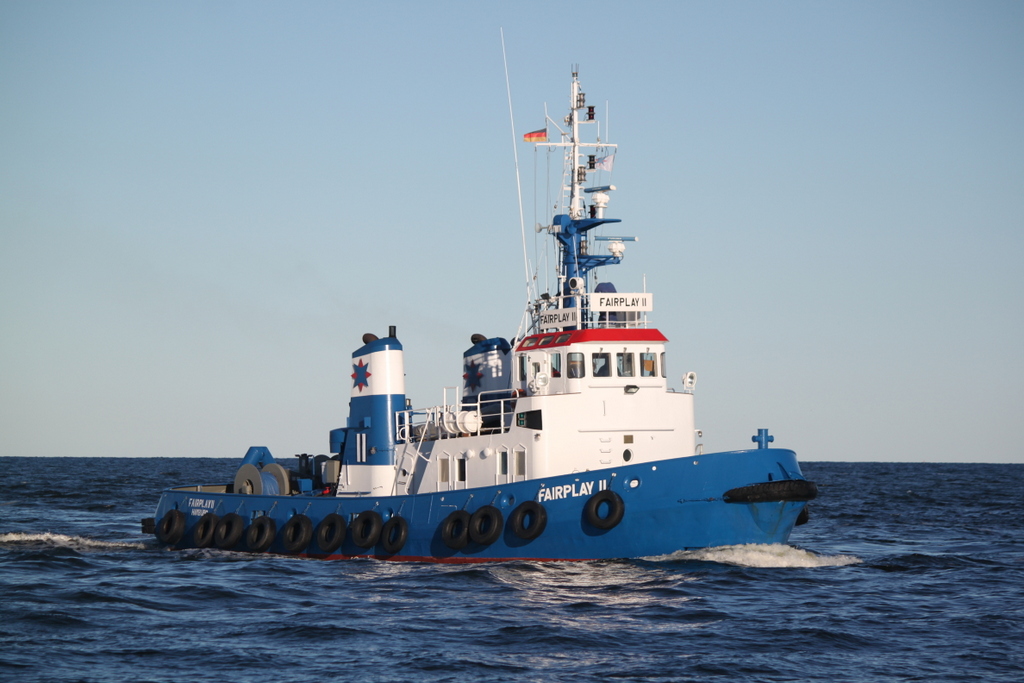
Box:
[351,359,372,392]
[463,361,483,390]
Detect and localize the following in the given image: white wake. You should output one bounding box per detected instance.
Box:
[650,543,862,568]
[0,532,146,551]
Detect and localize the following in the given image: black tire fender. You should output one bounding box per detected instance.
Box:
[469,505,504,545]
[380,515,409,555]
[350,510,383,549]
[246,515,277,552]
[214,513,245,549]
[155,509,186,545]
[583,490,625,530]
[796,505,810,526]
[192,512,220,548]
[281,514,313,553]
[440,510,471,550]
[314,513,347,553]
[508,501,547,541]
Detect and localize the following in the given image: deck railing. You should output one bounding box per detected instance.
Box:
[394,388,517,444]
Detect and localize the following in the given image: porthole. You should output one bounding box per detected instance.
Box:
[623,449,633,462]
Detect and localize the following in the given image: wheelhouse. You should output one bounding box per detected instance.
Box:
[514,328,669,397]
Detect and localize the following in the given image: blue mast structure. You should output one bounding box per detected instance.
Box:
[535,70,634,331]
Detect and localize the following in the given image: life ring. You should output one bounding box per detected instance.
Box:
[214,513,245,549]
[314,513,346,553]
[440,510,470,550]
[381,515,409,554]
[508,501,547,540]
[584,490,624,530]
[155,509,186,544]
[192,512,220,548]
[350,510,383,549]
[281,514,313,553]
[246,515,277,552]
[469,505,504,545]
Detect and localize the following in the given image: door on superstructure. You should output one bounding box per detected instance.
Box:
[455,455,467,490]
[512,446,527,482]
[438,453,452,491]
[497,447,510,485]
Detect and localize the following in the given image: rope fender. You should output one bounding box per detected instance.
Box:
[723,479,818,503]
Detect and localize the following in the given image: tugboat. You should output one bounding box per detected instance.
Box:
[143,70,817,561]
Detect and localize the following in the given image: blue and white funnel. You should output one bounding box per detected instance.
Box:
[335,331,406,494]
[462,335,512,402]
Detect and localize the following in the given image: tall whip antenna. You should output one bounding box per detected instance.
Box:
[500,29,533,307]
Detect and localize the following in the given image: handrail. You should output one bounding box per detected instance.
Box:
[533,292,650,331]
[394,388,518,444]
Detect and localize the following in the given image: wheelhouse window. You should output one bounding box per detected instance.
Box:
[660,352,666,378]
[592,353,611,377]
[551,353,562,377]
[555,333,572,344]
[617,352,635,377]
[567,352,585,378]
[641,352,657,377]
[539,335,554,346]
[518,355,527,381]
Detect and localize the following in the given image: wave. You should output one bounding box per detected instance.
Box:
[649,543,862,568]
[0,532,146,551]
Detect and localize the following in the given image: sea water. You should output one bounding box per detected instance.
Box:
[1,458,1021,682]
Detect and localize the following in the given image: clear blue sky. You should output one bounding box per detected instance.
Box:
[2,1,1021,462]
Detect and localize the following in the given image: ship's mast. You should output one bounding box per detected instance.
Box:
[554,71,622,298]
[526,69,637,333]
[568,70,584,220]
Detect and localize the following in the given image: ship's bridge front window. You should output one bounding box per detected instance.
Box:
[593,352,611,377]
[617,352,634,377]
[551,352,562,377]
[641,352,657,377]
[568,352,585,378]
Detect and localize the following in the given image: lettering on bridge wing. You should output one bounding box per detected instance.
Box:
[589,293,653,312]
[540,309,579,331]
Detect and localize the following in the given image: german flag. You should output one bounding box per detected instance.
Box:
[523,128,547,142]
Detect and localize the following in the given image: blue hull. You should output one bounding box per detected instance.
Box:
[153,448,810,561]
